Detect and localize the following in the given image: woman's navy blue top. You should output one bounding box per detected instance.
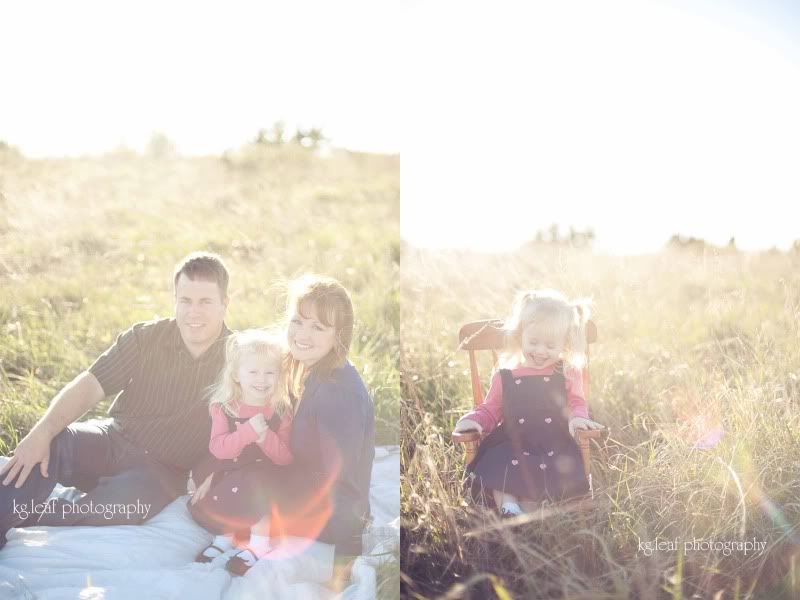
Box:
[290,360,375,555]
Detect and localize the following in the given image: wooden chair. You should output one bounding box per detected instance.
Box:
[451,319,607,498]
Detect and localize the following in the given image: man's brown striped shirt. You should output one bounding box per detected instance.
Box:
[89,318,231,470]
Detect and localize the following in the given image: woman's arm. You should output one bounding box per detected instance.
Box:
[312,381,372,509]
[293,375,373,553]
[317,396,364,491]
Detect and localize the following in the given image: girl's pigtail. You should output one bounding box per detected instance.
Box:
[567,299,592,369]
[271,347,291,418]
[503,290,534,368]
[208,334,241,418]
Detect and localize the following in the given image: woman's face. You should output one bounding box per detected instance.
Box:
[287,302,337,367]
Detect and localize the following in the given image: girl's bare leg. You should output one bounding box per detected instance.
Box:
[247,514,271,555]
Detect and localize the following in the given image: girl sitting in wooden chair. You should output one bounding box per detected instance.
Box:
[453,289,604,516]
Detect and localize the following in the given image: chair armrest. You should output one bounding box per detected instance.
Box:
[575,427,608,441]
[451,430,482,444]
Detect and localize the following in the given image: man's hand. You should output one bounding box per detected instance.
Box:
[190,473,214,506]
[568,417,605,438]
[0,370,104,489]
[453,419,483,434]
[0,426,54,488]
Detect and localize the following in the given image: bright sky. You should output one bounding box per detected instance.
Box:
[402,0,800,254]
[3,1,799,255]
[0,0,401,156]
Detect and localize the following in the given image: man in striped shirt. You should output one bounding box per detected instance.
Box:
[0,252,232,549]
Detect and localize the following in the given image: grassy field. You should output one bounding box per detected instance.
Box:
[0,141,399,595]
[400,242,800,599]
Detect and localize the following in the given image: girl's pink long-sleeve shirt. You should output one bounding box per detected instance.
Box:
[209,402,293,465]
[458,364,589,434]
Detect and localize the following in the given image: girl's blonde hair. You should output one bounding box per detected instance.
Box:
[502,288,592,370]
[209,328,291,418]
[283,274,354,404]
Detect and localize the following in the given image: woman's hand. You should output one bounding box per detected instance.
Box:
[453,419,483,434]
[190,473,213,506]
[568,417,605,437]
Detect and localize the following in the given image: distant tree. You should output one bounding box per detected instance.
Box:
[0,140,23,159]
[568,226,595,248]
[293,126,326,149]
[255,121,286,145]
[146,132,177,158]
[294,127,326,148]
[526,224,595,248]
[548,223,559,244]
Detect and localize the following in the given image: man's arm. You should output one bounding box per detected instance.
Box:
[0,370,105,488]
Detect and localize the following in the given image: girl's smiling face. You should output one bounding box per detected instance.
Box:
[521,323,565,369]
[236,352,280,406]
[287,302,337,367]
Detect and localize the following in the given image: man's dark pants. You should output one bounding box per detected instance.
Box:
[0,419,187,549]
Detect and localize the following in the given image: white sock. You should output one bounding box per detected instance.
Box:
[203,534,234,558]
[248,533,271,556]
[501,501,522,515]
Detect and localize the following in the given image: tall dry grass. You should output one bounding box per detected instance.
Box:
[401,242,800,599]
[0,142,399,596]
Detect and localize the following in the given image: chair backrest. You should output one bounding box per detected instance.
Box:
[458,319,598,409]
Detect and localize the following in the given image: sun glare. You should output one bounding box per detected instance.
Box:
[0,1,400,157]
[402,0,800,255]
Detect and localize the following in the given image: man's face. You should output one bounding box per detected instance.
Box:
[174,274,228,356]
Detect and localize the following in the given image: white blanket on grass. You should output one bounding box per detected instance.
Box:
[0,447,399,600]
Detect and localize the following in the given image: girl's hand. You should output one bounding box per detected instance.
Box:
[190,473,213,506]
[568,417,605,437]
[248,414,267,435]
[453,419,483,434]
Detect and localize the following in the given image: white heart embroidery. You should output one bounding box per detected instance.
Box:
[511,459,519,466]
[518,418,525,424]
[547,450,554,456]
[543,377,550,382]
[515,379,521,385]
[212,496,218,501]
[539,463,547,469]
[232,487,238,493]
[545,417,552,423]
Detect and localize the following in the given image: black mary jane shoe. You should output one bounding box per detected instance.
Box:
[225,548,259,576]
[195,544,227,563]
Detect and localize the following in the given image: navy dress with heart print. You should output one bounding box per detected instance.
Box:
[188,412,291,536]
[467,365,589,502]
